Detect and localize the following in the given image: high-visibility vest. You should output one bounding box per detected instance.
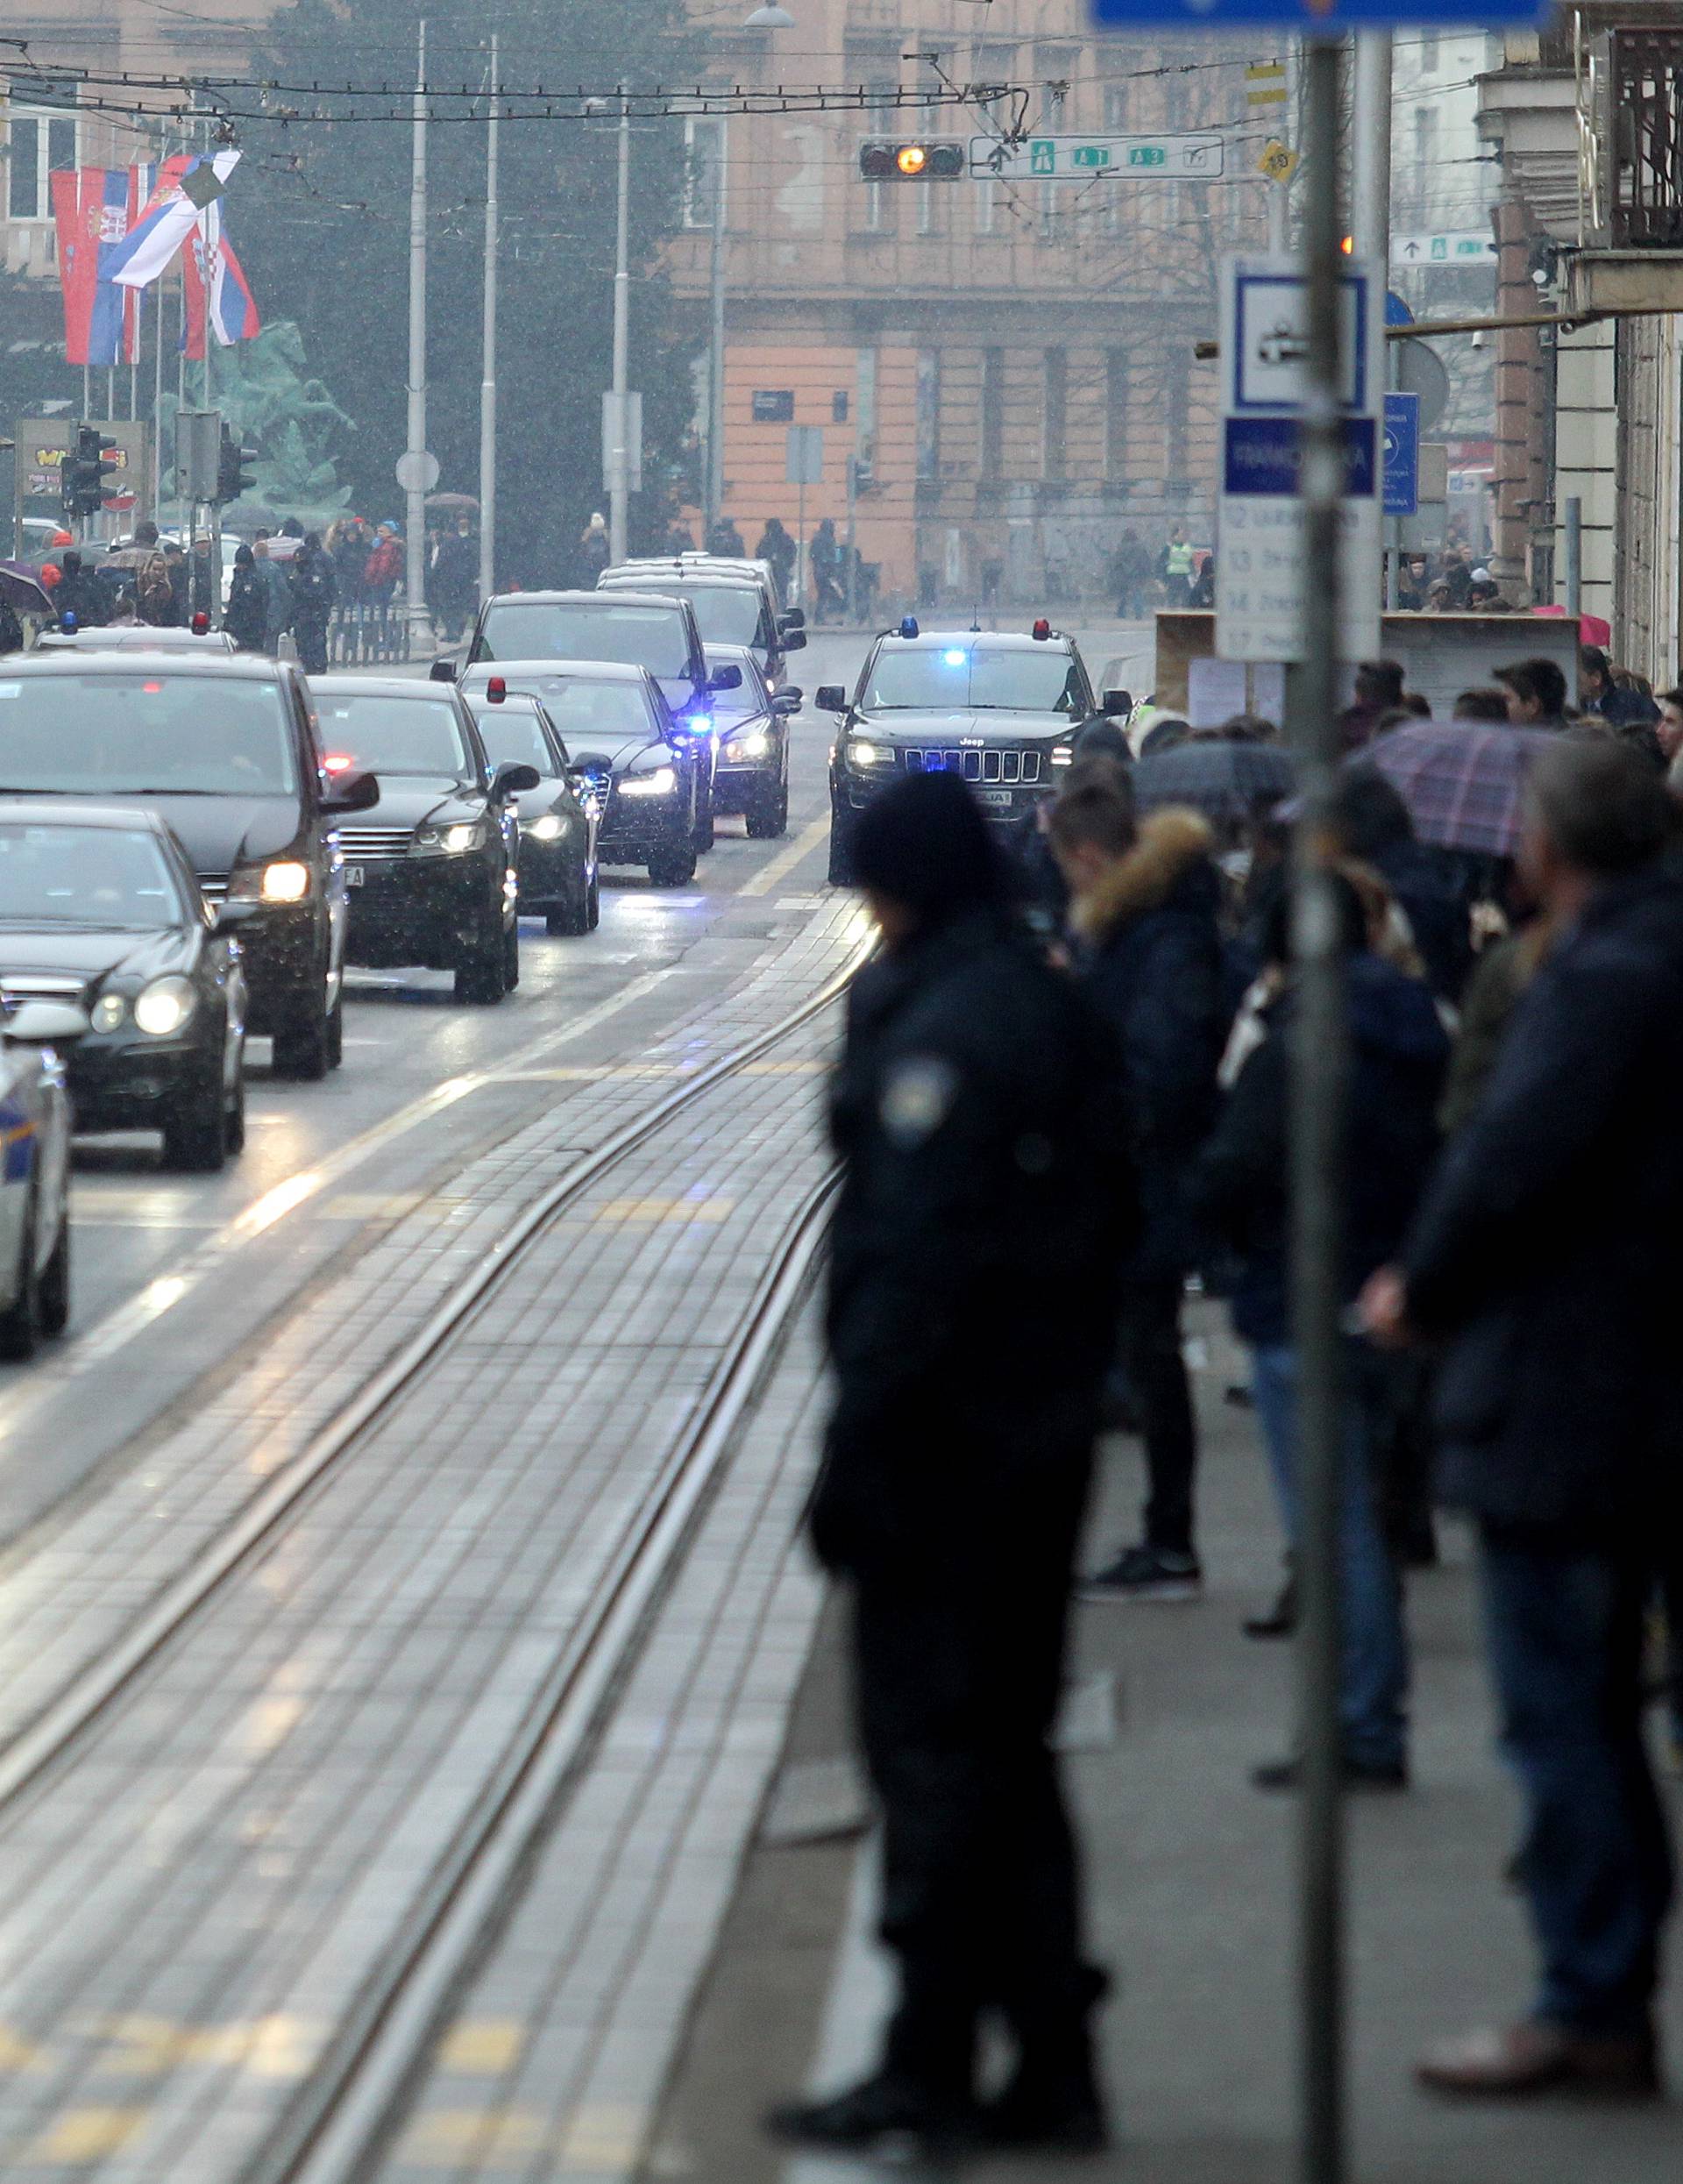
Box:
[1165,540,1195,579]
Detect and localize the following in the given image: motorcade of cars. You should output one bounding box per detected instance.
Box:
[445,589,742,854]
[459,660,703,889]
[0,803,248,1170]
[0,992,86,1360]
[598,560,806,691]
[702,644,799,839]
[820,618,1126,885]
[0,652,378,1078]
[309,677,537,1004]
[464,681,601,935]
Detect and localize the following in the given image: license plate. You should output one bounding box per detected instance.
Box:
[975,788,1015,811]
[344,864,365,887]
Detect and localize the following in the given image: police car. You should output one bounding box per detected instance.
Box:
[0,995,84,1358]
[818,619,1129,885]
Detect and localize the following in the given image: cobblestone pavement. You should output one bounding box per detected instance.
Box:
[0,894,857,2177]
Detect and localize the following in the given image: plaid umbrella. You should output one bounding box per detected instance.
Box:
[1133,737,1296,819]
[1362,721,1557,857]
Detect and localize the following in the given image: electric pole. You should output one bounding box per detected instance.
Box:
[609,86,632,566]
[405,19,432,646]
[479,31,499,606]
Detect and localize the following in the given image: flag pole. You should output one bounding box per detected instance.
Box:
[404,18,433,651]
[479,29,500,608]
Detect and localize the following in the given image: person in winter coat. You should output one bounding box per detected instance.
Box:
[1047,781,1229,1599]
[706,515,746,558]
[53,551,108,630]
[253,537,293,652]
[362,522,403,607]
[327,517,370,614]
[288,534,337,675]
[1361,739,1683,2100]
[577,513,612,583]
[224,544,268,652]
[429,516,479,641]
[769,771,1132,2166]
[753,517,796,608]
[1194,872,1449,1789]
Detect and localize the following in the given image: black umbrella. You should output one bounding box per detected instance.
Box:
[0,561,53,616]
[1133,737,1296,818]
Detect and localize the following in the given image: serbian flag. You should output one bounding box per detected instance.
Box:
[182,192,260,356]
[109,149,241,293]
[51,167,143,366]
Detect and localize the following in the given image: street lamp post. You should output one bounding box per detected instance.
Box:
[609,87,631,567]
[479,32,500,606]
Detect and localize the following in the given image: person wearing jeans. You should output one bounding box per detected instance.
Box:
[1248,1341,1409,1782]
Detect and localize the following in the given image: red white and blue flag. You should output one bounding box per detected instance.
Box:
[51,165,154,367]
[108,149,242,294]
[181,192,261,356]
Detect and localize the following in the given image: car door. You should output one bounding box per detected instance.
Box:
[462,705,518,908]
[293,670,347,991]
[643,678,700,835]
[0,1048,39,1306]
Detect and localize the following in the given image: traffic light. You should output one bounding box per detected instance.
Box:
[61,425,119,519]
[217,423,258,505]
[859,139,966,182]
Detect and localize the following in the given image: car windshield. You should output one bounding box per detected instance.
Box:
[661,586,762,647]
[469,701,562,778]
[0,673,298,796]
[706,652,769,723]
[0,822,185,928]
[479,676,654,745]
[473,602,690,678]
[862,647,1089,715]
[316,694,476,780]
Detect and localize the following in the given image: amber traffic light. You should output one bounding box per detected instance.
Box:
[859,139,966,182]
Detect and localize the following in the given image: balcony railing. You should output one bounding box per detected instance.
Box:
[1580,27,1683,246]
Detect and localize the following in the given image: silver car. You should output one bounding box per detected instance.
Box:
[0,997,85,1358]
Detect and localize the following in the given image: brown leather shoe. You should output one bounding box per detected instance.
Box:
[1416,2021,1661,2102]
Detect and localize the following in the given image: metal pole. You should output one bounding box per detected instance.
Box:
[175,281,186,533]
[405,19,432,645]
[479,31,499,606]
[1565,494,1582,615]
[1353,33,1394,609]
[1290,36,1351,2184]
[846,454,859,622]
[153,284,165,516]
[609,85,632,566]
[704,125,727,544]
[1268,178,1288,255]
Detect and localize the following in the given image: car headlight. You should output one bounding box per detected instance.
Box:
[1051,742,1076,768]
[261,859,311,901]
[133,976,197,1037]
[527,814,565,841]
[847,737,894,767]
[414,821,487,856]
[91,992,127,1033]
[620,765,678,798]
[723,729,771,762]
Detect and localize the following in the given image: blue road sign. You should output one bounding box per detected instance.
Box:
[1385,290,1415,328]
[1097,0,1547,24]
[1383,392,1420,517]
[1224,416,1377,499]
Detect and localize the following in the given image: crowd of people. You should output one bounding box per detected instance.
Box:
[775,665,1683,2160]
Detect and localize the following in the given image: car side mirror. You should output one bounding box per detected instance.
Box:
[492,762,542,800]
[779,608,806,632]
[322,767,380,815]
[781,629,807,653]
[772,688,802,715]
[1101,687,1133,716]
[429,658,458,683]
[214,899,262,930]
[4,1000,89,1047]
[708,662,743,693]
[815,684,848,714]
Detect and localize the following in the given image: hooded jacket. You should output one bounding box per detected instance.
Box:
[1070,807,1229,1279]
[1192,950,1450,1348]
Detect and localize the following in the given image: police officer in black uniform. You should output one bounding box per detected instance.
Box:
[768,770,1133,2162]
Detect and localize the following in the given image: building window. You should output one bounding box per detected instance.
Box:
[1103,84,1131,132]
[917,176,946,237]
[982,347,1005,475]
[1412,104,1439,180]
[5,98,78,224]
[916,352,941,481]
[1105,348,1129,480]
[1418,28,1440,71]
[682,117,725,230]
[1043,348,1068,480]
[856,349,877,482]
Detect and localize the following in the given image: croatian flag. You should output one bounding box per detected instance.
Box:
[109,149,241,292]
[182,192,261,354]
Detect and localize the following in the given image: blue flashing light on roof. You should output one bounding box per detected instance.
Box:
[898,615,920,639]
[942,648,967,667]
[58,611,78,634]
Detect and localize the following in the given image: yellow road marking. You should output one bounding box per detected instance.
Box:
[30,2108,148,2160]
[436,2019,527,2074]
[738,1058,823,1076]
[396,2107,547,2166]
[737,812,830,896]
[592,1197,734,1225]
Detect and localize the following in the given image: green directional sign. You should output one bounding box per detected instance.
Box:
[1073,145,1112,167]
[1030,140,1055,174]
[970,131,1226,181]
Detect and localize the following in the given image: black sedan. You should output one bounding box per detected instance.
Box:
[705,644,799,839]
[311,679,537,1004]
[0,802,247,1170]
[465,685,600,935]
[459,661,703,888]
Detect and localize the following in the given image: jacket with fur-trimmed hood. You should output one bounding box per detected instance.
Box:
[1071,807,1230,1279]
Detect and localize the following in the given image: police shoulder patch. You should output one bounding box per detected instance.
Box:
[879,1055,958,1148]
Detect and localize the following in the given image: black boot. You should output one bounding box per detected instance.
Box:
[765,2071,982,2160]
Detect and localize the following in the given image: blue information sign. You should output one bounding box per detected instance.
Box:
[1096,0,1547,24]
[1382,392,1420,517]
[1224,416,1377,499]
